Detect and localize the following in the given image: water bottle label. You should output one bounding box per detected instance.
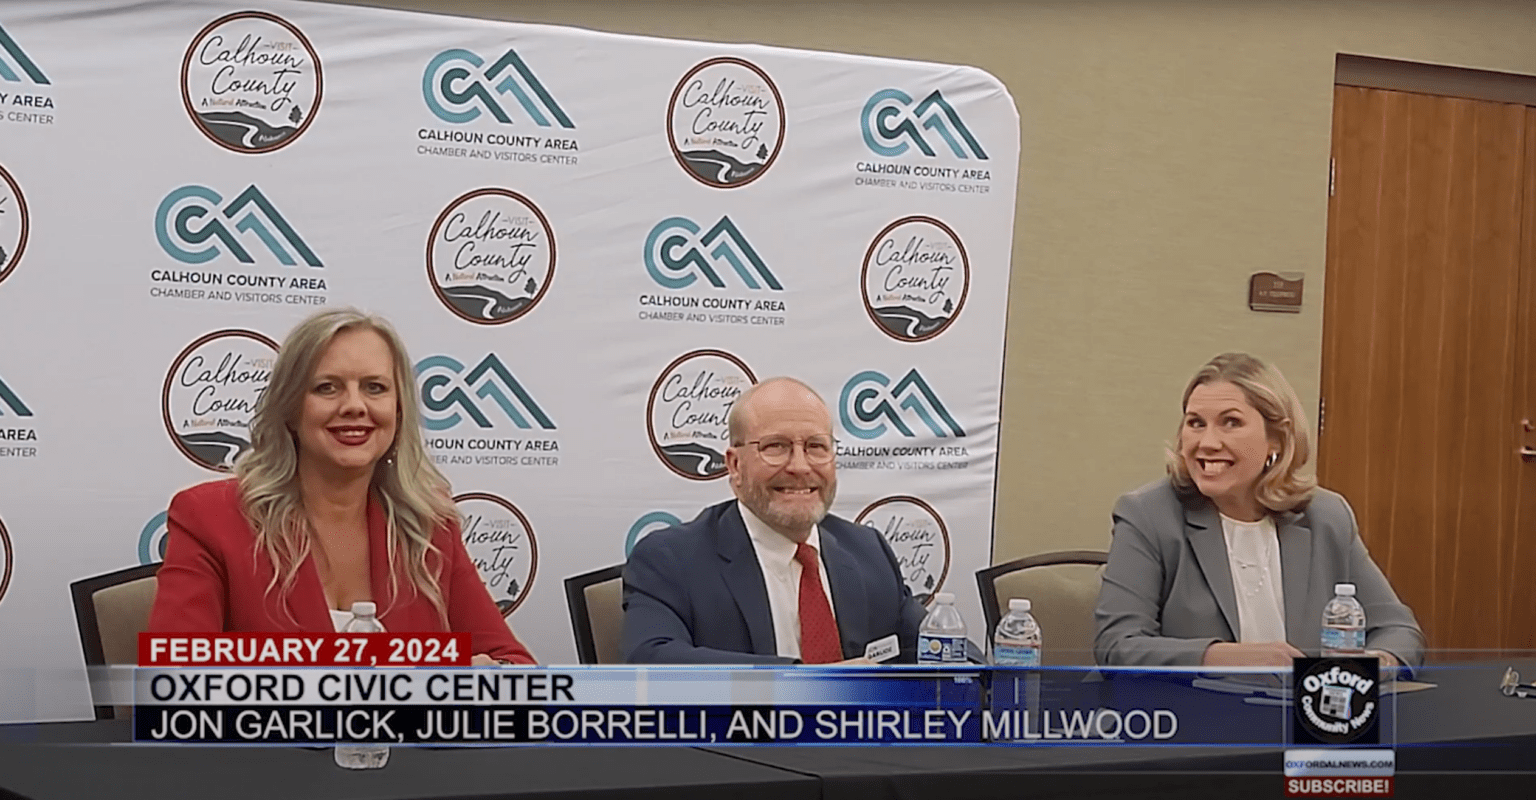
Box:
[917,635,968,663]
[1321,626,1365,653]
[992,643,1040,667]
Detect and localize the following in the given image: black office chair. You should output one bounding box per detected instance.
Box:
[564,565,624,664]
[71,562,162,720]
[975,550,1107,666]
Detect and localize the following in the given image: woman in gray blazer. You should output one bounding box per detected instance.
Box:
[1094,353,1424,670]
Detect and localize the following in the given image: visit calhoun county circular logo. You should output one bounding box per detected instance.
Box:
[1292,658,1379,745]
[862,216,969,342]
[855,496,950,604]
[162,329,278,472]
[427,189,556,325]
[181,11,322,153]
[647,349,756,480]
[139,511,169,565]
[0,163,29,287]
[454,492,538,616]
[667,57,785,188]
[0,514,11,607]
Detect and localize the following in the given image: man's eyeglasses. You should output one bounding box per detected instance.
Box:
[741,436,836,466]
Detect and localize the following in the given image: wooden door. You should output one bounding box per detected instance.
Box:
[1320,86,1533,654]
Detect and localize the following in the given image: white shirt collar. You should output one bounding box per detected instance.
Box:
[738,500,822,567]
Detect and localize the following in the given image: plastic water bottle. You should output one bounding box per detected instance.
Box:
[917,592,968,664]
[1321,583,1366,656]
[992,598,1042,666]
[334,602,390,770]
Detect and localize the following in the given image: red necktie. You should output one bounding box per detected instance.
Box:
[794,542,842,664]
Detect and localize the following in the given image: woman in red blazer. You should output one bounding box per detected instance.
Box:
[149,308,535,665]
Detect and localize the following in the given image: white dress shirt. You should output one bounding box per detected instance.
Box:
[739,501,838,661]
[1220,513,1286,643]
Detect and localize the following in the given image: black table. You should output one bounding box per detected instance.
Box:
[0,720,817,800]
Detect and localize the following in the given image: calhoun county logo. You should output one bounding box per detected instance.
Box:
[668,57,785,189]
[427,189,555,325]
[139,511,169,565]
[855,88,992,194]
[181,11,321,153]
[417,48,579,167]
[0,513,11,607]
[647,349,756,480]
[415,354,559,468]
[454,492,538,616]
[625,510,683,557]
[836,369,969,471]
[152,185,327,306]
[862,216,969,342]
[0,163,28,286]
[840,369,963,440]
[855,496,951,604]
[0,23,55,126]
[637,215,786,328]
[1292,658,1380,745]
[0,372,37,460]
[162,329,278,471]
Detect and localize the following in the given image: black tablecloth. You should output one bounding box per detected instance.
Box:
[0,720,817,800]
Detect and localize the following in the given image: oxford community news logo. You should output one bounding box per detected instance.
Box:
[647,349,756,480]
[418,47,579,166]
[862,216,969,342]
[454,492,538,616]
[415,353,559,468]
[1292,658,1380,746]
[855,496,951,604]
[668,57,784,189]
[637,215,786,328]
[427,189,555,325]
[0,163,27,287]
[625,510,683,557]
[152,184,327,307]
[181,11,321,153]
[0,21,56,127]
[0,371,37,460]
[161,329,279,472]
[856,87,992,194]
[837,369,970,471]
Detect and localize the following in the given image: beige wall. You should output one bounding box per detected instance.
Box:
[324,0,1536,562]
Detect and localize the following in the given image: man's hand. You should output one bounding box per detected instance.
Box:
[470,654,500,666]
[1201,641,1305,667]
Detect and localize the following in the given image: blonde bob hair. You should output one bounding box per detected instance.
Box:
[236,308,456,624]
[1166,352,1316,513]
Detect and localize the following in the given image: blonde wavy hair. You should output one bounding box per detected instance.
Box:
[236,308,455,625]
[1166,352,1317,513]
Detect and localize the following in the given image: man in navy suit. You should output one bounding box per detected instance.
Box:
[623,377,926,664]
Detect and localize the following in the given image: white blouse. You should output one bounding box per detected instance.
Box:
[1220,513,1286,643]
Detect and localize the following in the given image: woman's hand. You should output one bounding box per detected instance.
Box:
[470,653,500,666]
[1201,641,1305,667]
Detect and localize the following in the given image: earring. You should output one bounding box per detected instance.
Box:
[1265,451,1278,469]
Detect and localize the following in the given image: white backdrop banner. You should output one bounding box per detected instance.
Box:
[0,0,1018,722]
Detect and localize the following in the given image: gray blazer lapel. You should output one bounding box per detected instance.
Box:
[717,505,778,657]
[818,527,865,659]
[1185,502,1239,639]
[1277,510,1314,643]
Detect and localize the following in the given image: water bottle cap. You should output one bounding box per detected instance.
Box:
[350,601,377,617]
[1009,598,1031,612]
[1334,583,1355,596]
[933,592,955,604]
